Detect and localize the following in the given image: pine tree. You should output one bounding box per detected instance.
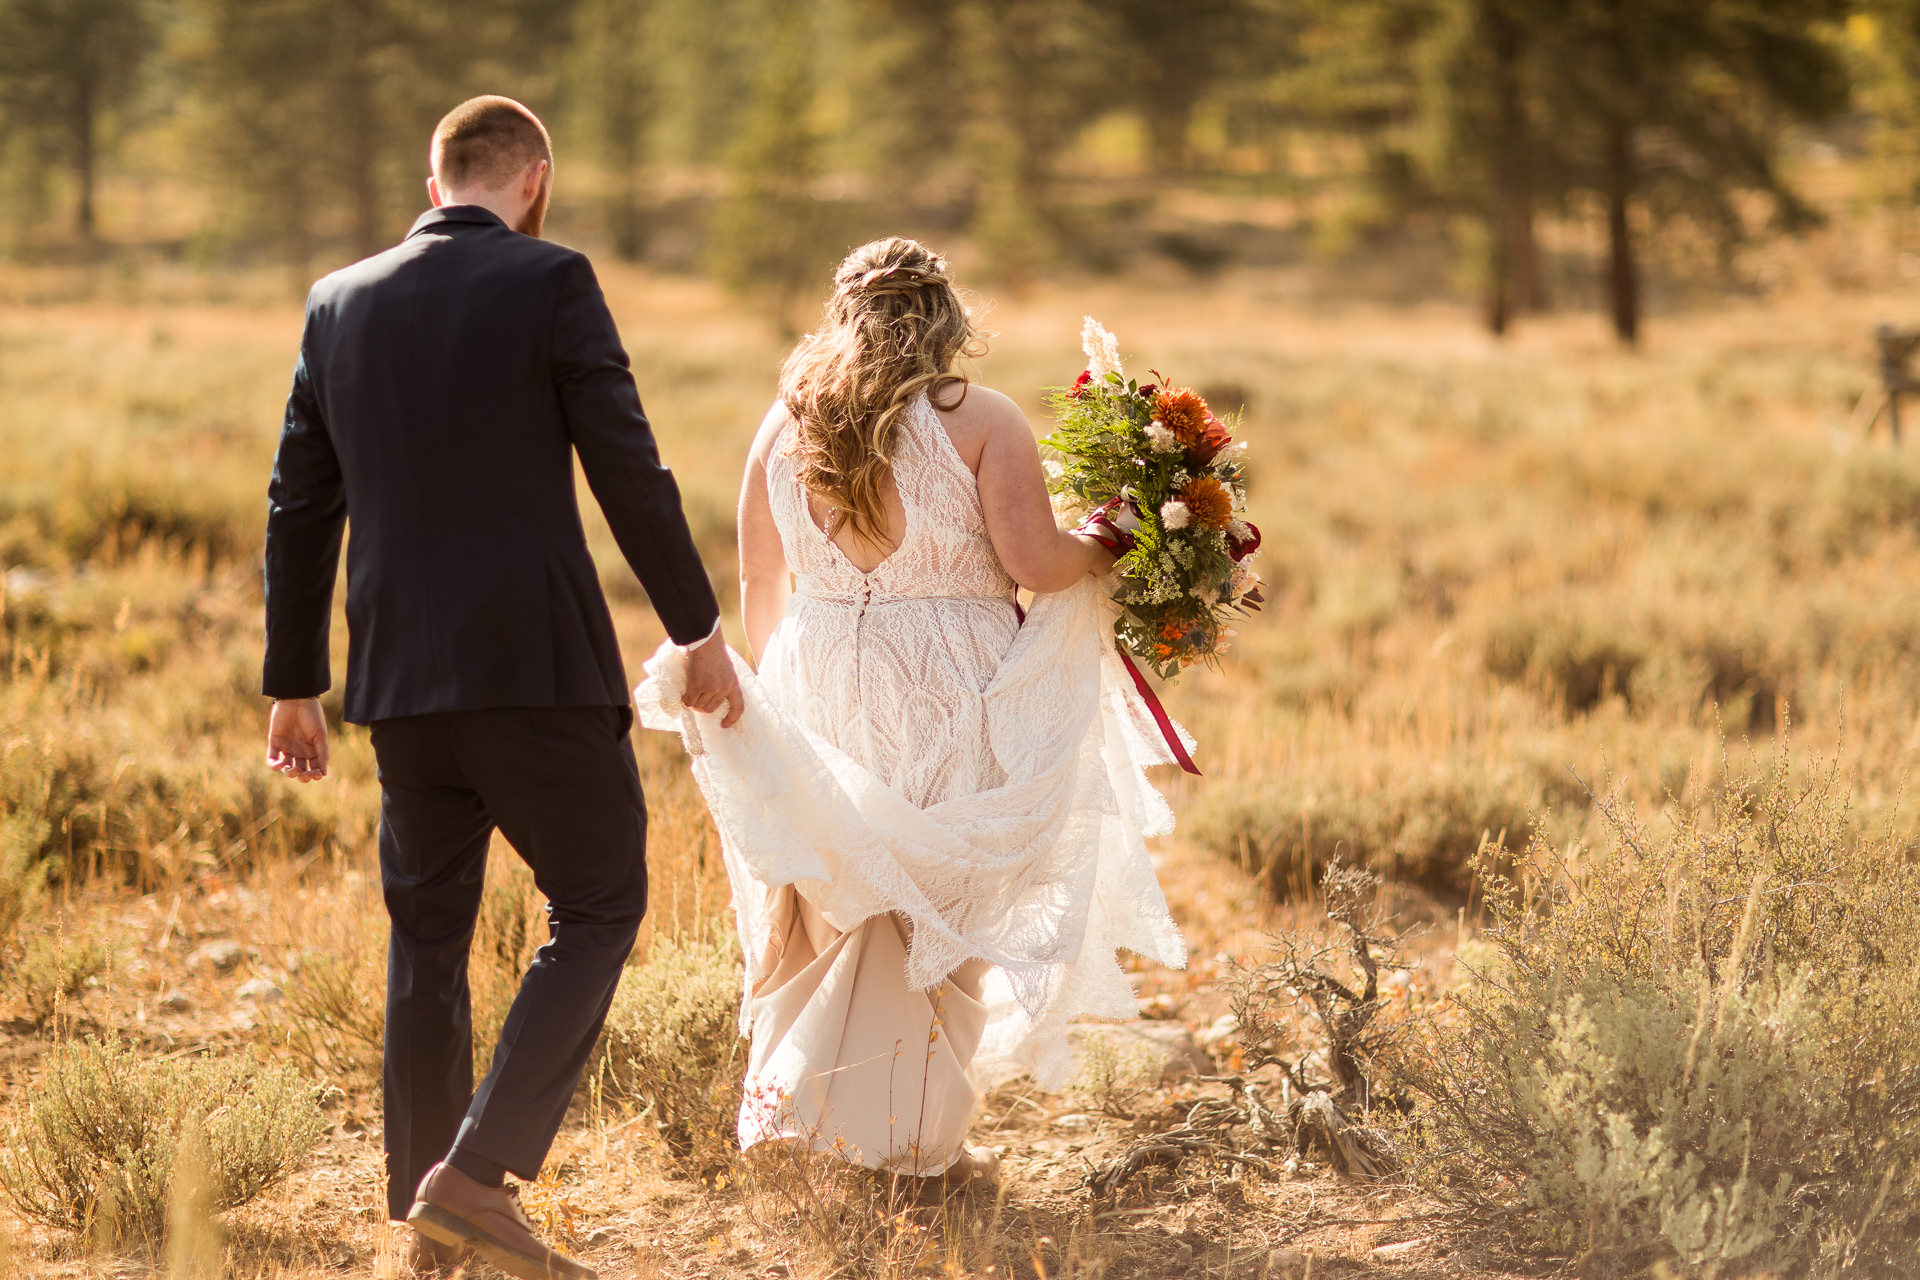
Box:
[840,0,968,198]
[1852,0,1920,238]
[648,0,763,169]
[1412,0,1554,333]
[0,0,157,240]
[709,2,833,332]
[1106,0,1285,174]
[187,0,333,278]
[1264,0,1432,239]
[568,0,652,259]
[1285,0,1849,342]
[1529,0,1852,345]
[952,0,1113,282]
[190,0,572,273]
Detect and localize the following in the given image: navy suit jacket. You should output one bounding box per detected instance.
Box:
[261,205,720,724]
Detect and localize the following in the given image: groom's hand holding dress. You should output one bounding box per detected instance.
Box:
[682,632,744,726]
[259,95,734,1280]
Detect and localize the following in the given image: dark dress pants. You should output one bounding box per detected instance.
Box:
[369,706,648,1221]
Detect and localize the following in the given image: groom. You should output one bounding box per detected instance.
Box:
[261,96,742,1279]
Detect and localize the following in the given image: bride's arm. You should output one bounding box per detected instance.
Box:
[970,390,1110,594]
[738,403,793,666]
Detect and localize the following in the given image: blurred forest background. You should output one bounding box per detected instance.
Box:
[6,0,1920,338]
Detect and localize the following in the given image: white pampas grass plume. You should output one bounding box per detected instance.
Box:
[1145,422,1180,453]
[1080,316,1123,382]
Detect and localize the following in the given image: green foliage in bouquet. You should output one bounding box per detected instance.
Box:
[1042,318,1262,680]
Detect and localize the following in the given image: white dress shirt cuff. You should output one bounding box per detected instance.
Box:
[682,618,723,651]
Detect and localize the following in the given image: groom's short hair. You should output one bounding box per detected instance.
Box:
[431,96,552,191]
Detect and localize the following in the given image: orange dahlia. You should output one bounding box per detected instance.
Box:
[1179,475,1234,530]
[1155,387,1212,447]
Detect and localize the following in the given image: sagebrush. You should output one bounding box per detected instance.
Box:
[0,1037,325,1243]
[6,930,110,1029]
[596,926,745,1171]
[1407,752,1920,1277]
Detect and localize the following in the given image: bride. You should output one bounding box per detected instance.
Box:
[637,237,1188,1182]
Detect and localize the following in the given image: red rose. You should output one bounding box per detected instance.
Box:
[1071,370,1093,399]
[1188,415,1232,465]
[1228,521,1261,561]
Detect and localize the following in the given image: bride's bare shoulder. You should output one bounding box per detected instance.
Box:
[939,383,1024,426]
[747,399,794,466]
[933,383,1030,471]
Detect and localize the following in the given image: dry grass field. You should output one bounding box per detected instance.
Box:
[5,241,1920,1279]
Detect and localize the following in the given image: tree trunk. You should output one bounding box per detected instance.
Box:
[1484,1,1548,329]
[959,0,1045,286]
[73,66,97,241]
[606,66,646,261]
[591,0,648,261]
[1483,3,1525,337]
[609,176,643,261]
[1514,196,1547,311]
[1605,114,1637,345]
[338,0,380,259]
[1484,224,1512,337]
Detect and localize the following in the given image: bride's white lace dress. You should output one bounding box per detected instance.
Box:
[636,393,1187,1174]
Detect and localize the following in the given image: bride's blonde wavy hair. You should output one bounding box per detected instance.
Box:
[780,237,986,547]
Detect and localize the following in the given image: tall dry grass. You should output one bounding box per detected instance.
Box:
[12,260,1918,922]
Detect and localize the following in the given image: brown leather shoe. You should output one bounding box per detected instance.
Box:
[406,1163,595,1280]
[405,1228,468,1275]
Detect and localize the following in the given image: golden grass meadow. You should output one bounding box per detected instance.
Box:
[6,227,1920,1279]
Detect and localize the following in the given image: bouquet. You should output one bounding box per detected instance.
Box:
[1044,317,1263,683]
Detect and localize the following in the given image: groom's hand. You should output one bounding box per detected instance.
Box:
[683,635,745,728]
[266,697,330,782]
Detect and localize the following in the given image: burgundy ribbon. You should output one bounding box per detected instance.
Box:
[1061,503,1204,776]
[1119,649,1202,776]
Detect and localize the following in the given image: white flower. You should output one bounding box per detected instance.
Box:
[1228,518,1253,543]
[1160,499,1191,530]
[1145,422,1180,453]
[1042,459,1065,482]
[1231,560,1261,598]
[1080,315,1123,382]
